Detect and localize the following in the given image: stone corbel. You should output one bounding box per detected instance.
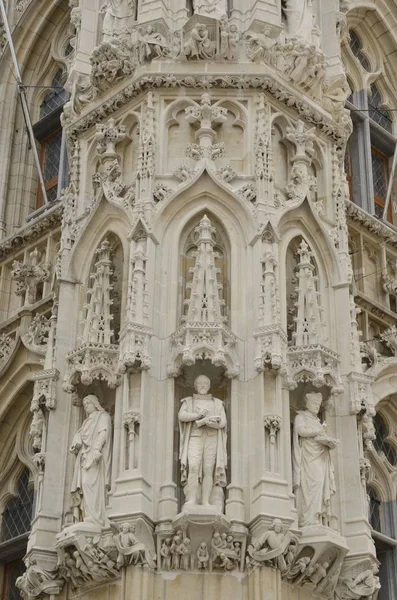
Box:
[348,372,375,417]
[15,556,64,600]
[335,557,380,600]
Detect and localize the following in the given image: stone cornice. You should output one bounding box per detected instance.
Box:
[0,204,63,261]
[66,72,351,145]
[346,200,397,248]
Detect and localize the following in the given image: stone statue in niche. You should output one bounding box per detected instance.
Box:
[70,395,112,527]
[99,0,135,43]
[283,0,314,44]
[292,392,339,527]
[178,375,227,509]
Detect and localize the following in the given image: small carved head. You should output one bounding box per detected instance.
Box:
[121,522,131,533]
[194,375,211,395]
[305,392,323,416]
[271,518,283,533]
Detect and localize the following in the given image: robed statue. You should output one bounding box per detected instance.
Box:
[70,395,112,527]
[283,0,314,44]
[292,392,338,527]
[178,375,227,509]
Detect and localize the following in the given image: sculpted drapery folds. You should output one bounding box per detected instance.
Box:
[178,375,227,509]
[100,0,135,41]
[292,392,339,527]
[70,395,112,527]
[283,0,314,43]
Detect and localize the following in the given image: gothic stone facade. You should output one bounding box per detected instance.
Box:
[0,0,397,599]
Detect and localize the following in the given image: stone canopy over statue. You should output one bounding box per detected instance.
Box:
[70,395,112,528]
[292,392,339,527]
[178,375,227,511]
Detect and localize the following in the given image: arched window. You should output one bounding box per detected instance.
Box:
[373,413,397,466]
[1,467,34,542]
[348,30,371,71]
[33,68,69,208]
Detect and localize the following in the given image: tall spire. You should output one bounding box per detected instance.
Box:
[184,215,225,324]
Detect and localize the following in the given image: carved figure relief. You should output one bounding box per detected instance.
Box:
[247,519,298,572]
[16,558,63,600]
[70,395,112,527]
[138,25,170,62]
[100,0,135,43]
[184,23,216,59]
[178,375,227,509]
[292,392,338,527]
[110,520,156,569]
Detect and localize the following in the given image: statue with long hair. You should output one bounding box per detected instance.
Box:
[292,392,338,527]
[70,395,112,527]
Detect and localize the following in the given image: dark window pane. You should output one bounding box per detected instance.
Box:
[39,69,67,119]
[368,487,381,532]
[43,133,62,183]
[4,559,26,600]
[368,85,392,133]
[373,413,397,466]
[1,468,33,542]
[349,29,371,71]
[371,151,388,202]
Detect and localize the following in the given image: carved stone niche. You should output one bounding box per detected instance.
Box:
[286,528,349,599]
[156,510,247,573]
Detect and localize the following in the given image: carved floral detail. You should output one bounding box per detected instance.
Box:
[11,248,50,305]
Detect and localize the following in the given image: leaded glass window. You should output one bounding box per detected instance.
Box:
[367,486,381,532]
[368,85,392,133]
[373,413,397,466]
[39,69,67,120]
[0,468,34,542]
[349,30,371,71]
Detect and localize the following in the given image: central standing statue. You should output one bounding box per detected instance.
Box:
[178,375,227,508]
[70,395,112,527]
[292,392,338,527]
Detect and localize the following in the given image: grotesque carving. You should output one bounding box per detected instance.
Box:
[292,392,339,527]
[179,375,227,509]
[70,395,112,527]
